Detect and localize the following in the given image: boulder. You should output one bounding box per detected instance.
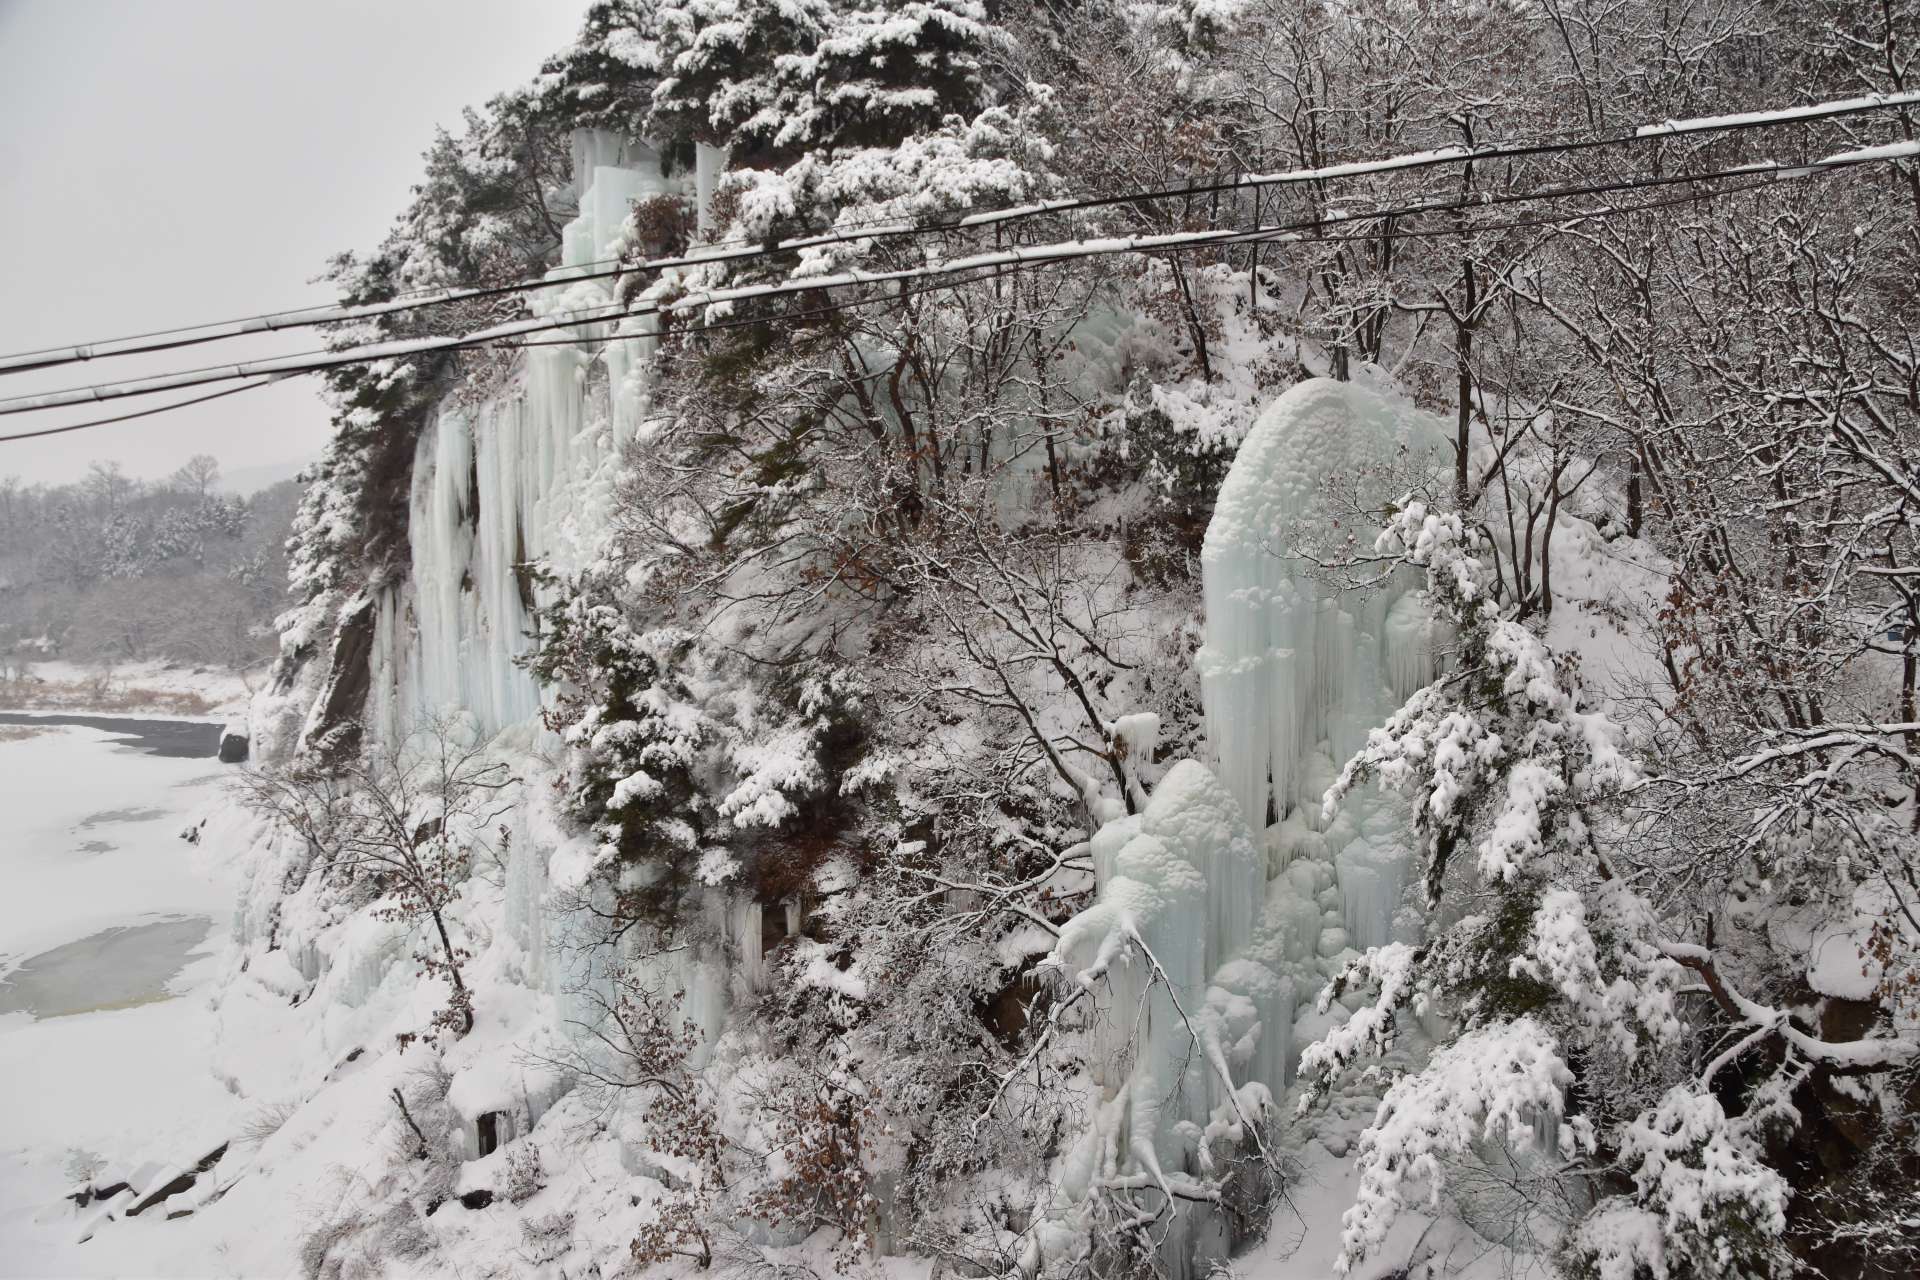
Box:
[217,722,249,764]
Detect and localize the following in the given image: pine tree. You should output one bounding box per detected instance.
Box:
[813,1,1000,149]
[648,0,833,163]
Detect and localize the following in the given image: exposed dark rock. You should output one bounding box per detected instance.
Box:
[304,592,377,765]
[459,1189,495,1210]
[124,1142,229,1217]
[127,1170,198,1217]
[217,726,249,763]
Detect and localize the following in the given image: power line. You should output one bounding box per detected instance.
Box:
[4,87,1917,379]
[8,299,640,408]
[2,141,1908,422]
[0,378,285,443]
[0,147,1885,445]
[509,161,1840,356]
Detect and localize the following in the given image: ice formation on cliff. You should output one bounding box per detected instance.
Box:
[1198,377,1446,840]
[258,114,1453,1263]
[1194,378,1448,1069]
[365,130,668,748]
[1033,379,1447,1275]
[256,133,778,1095]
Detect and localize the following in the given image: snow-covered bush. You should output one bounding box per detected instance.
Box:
[1299,498,1919,1278]
[524,575,710,912]
[502,1142,545,1206]
[233,717,514,1037]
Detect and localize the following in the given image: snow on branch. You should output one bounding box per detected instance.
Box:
[1334,1018,1586,1274]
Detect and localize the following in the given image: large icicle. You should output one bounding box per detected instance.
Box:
[376,129,674,743]
[1192,379,1446,1008]
[1034,380,1450,1276]
[1197,377,1447,837]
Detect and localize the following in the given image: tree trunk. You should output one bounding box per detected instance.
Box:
[432,910,473,1034]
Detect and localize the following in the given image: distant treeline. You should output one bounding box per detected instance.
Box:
[0,457,300,673]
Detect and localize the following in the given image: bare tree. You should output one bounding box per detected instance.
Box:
[170,454,221,501]
[233,715,514,1035]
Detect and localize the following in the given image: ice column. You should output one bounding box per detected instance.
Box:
[1192,378,1447,1095]
[1057,761,1260,1152]
[1197,377,1445,836]
[1037,385,1456,1277]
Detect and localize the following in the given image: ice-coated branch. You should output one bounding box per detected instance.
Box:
[1659,941,1920,1074]
[1125,930,1277,1169]
[1296,943,1425,1113]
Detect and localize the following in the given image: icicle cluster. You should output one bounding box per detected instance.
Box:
[1032,379,1448,1275]
[365,130,670,746]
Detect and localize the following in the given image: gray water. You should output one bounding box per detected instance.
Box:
[0,713,219,759]
[0,917,213,1019]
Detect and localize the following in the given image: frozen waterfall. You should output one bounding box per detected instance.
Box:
[364,130,673,748]
[347,132,769,1060]
[1197,377,1446,839]
[1184,376,1446,1104]
[1035,378,1448,1275]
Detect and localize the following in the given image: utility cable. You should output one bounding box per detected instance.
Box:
[0,145,1886,445]
[3,140,1907,421]
[3,87,1916,378]
[0,378,285,443]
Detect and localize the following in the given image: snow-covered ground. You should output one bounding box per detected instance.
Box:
[4,660,258,719]
[0,720,288,1278]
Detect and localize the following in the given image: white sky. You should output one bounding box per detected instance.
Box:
[0,0,590,488]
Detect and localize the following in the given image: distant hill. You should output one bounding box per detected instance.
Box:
[218,457,312,495]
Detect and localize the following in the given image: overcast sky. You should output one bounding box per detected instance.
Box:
[0,0,590,488]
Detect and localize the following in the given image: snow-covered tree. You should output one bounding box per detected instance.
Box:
[1302,500,1918,1278]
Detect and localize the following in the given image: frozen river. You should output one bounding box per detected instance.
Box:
[0,715,247,1274]
[0,715,226,1016]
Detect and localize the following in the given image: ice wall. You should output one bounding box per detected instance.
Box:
[1197,377,1446,838]
[364,130,672,749]
[351,133,743,1040]
[280,129,798,1079]
[1195,377,1447,1053]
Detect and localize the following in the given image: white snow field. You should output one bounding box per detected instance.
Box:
[0,718,264,1276]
